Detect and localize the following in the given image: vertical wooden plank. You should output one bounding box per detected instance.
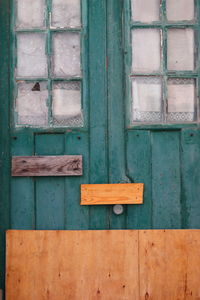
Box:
[64,131,89,229]
[35,134,65,229]
[107,0,129,229]
[152,131,181,229]
[0,0,10,292]
[89,0,109,229]
[11,131,35,229]
[181,129,200,228]
[126,130,152,229]
[139,230,200,299]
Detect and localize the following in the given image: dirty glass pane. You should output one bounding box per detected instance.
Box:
[131,0,160,22]
[52,82,83,126]
[132,29,161,72]
[51,0,81,28]
[166,0,194,21]
[131,77,162,122]
[167,78,195,122]
[16,82,48,126]
[52,33,81,78]
[16,0,46,29]
[17,33,48,78]
[167,29,194,71]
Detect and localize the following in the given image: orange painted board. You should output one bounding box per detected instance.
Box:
[80,183,144,205]
[6,230,139,300]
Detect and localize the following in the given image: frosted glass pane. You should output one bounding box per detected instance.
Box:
[52,82,83,126]
[16,0,45,29]
[166,0,194,21]
[132,77,162,122]
[51,0,81,28]
[167,29,194,71]
[167,78,195,122]
[131,0,160,22]
[16,82,48,126]
[132,29,161,72]
[53,33,81,77]
[17,33,48,77]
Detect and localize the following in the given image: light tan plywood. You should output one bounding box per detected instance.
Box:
[6,230,200,300]
[81,183,144,205]
[139,230,200,300]
[6,230,139,300]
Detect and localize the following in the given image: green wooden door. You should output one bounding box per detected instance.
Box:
[0,0,200,296]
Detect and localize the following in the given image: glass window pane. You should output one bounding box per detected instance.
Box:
[51,0,81,28]
[52,82,83,126]
[52,33,81,78]
[16,0,46,29]
[132,29,161,72]
[16,82,48,126]
[167,78,195,122]
[131,0,160,22]
[132,77,162,122]
[17,33,48,78]
[166,0,194,21]
[167,29,194,71]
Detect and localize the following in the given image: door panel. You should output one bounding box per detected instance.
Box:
[0,0,10,291]
[0,0,200,296]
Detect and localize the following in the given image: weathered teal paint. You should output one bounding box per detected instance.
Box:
[0,1,200,298]
[0,0,11,296]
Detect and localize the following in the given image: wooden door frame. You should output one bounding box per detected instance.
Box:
[0,0,11,294]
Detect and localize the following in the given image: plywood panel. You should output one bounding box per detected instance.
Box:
[81,183,144,205]
[6,230,139,300]
[12,155,82,177]
[139,230,200,299]
[6,230,200,300]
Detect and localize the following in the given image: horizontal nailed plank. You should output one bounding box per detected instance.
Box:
[12,156,82,177]
[81,183,144,205]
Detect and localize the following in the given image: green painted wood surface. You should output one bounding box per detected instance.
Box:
[181,129,200,229]
[64,131,89,229]
[88,0,110,230]
[11,132,35,229]
[152,131,181,229]
[126,130,152,229]
[0,0,11,294]
[35,134,65,229]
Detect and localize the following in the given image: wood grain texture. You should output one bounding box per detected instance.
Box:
[6,230,200,300]
[12,155,82,177]
[139,230,200,299]
[81,183,144,205]
[6,230,139,300]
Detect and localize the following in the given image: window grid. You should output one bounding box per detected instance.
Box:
[13,0,86,128]
[125,0,200,126]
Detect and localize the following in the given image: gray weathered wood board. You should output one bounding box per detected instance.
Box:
[12,156,82,177]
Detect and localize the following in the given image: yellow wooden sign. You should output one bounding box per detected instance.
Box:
[81,183,144,205]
